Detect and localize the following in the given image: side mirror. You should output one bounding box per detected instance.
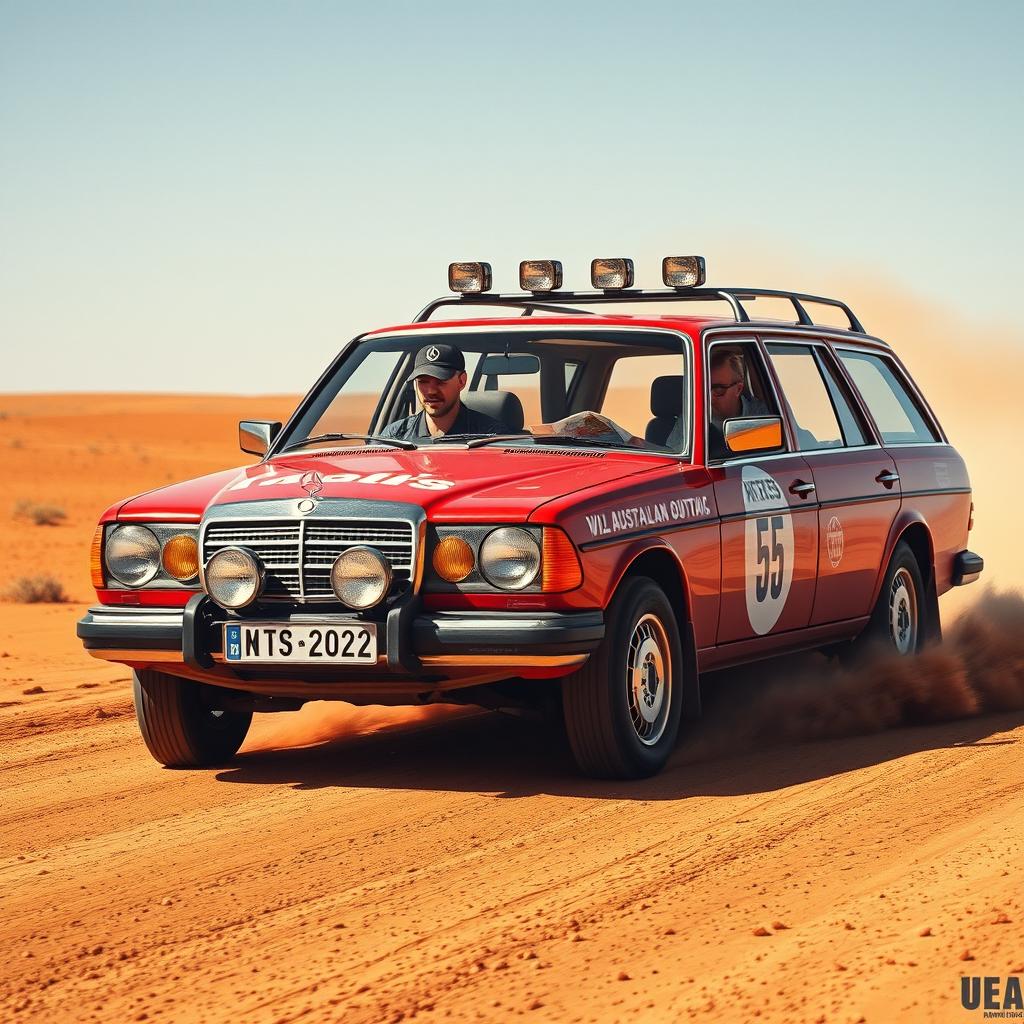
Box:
[724,416,784,455]
[239,420,281,456]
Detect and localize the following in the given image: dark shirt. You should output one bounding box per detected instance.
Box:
[379,402,504,441]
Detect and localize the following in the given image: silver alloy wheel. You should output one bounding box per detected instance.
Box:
[888,567,919,655]
[626,613,672,746]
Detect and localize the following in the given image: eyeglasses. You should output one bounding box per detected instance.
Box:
[710,380,743,397]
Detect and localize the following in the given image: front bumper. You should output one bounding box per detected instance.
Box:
[77,596,604,676]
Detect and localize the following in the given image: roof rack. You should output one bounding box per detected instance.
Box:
[414,287,866,334]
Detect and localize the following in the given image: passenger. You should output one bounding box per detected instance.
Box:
[380,343,503,440]
[709,349,770,427]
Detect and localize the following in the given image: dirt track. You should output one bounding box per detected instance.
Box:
[3,601,1022,1024]
[2,376,1023,1024]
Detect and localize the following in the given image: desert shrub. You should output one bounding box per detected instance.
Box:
[5,576,70,603]
[12,501,66,526]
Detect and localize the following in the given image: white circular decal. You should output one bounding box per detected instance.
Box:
[826,515,845,568]
[426,346,441,361]
[742,466,794,635]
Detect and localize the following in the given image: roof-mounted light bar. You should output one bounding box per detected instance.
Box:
[448,262,492,294]
[519,260,563,293]
[590,258,634,291]
[662,255,706,289]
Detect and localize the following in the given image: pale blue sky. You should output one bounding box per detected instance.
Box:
[1,1,1021,392]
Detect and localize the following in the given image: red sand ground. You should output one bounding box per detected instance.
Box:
[1,350,1022,1023]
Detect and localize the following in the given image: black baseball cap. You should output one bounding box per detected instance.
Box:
[413,343,465,381]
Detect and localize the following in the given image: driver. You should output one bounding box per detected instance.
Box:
[709,349,770,426]
[381,343,503,440]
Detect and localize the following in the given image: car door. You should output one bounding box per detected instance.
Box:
[763,340,901,626]
[706,337,819,645]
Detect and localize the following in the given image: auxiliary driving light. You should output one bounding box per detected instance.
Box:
[479,527,541,591]
[330,546,392,609]
[519,260,563,293]
[105,525,161,587]
[591,258,634,290]
[161,533,200,581]
[448,262,493,294]
[662,255,706,289]
[433,535,475,583]
[204,546,265,609]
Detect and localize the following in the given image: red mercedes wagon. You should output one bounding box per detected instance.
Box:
[78,257,983,778]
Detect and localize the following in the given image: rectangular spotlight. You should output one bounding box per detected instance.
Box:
[448,262,493,294]
[590,258,634,290]
[662,256,706,288]
[519,260,563,292]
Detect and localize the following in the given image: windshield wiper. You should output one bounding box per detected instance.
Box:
[467,434,633,450]
[279,433,417,453]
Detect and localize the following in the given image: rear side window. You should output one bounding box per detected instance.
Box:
[838,351,938,444]
[766,343,864,450]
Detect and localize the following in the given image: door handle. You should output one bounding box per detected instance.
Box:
[789,479,816,498]
[875,470,900,487]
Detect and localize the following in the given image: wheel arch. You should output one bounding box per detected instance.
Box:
[877,514,941,644]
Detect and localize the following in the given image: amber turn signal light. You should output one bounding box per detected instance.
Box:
[433,535,475,582]
[90,524,105,589]
[161,534,200,581]
[541,528,582,592]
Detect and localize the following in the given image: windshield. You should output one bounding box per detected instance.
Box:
[279,328,692,456]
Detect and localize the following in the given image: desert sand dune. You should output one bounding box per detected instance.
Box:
[1,300,1022,1023]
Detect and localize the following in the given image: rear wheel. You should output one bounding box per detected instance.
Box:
[562,577,683,779]
[848,541,926,661]
[133,669,252,767]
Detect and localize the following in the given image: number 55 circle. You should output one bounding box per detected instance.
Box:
[741,465,794,635]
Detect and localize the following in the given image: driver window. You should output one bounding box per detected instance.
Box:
[705,341,779,460]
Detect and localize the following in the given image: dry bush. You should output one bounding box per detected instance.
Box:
[5,576,70,604]
[12,500,67,526]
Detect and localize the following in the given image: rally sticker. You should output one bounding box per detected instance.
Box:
[826,515,845,568]
[228,470,455,492]
[742,466,794,635]
[584,495,711,538]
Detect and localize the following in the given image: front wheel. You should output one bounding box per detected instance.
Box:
[133,669,252,767]
[562,577,683,779]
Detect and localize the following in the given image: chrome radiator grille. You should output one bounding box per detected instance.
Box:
[202,519,415,602]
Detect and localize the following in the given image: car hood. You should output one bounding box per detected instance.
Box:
[205,448,675,521]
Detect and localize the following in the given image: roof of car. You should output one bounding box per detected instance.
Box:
[365,312,890,350]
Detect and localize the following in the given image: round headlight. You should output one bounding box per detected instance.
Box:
[105,525,161,587]
[330,546,392,610]
[162,534,199,581]
[204,547,264,609]
[479,527,540,591]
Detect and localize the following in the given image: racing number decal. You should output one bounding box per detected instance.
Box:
[742,466,794,635]
[754,515,786,603]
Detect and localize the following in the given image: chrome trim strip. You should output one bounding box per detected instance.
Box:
[419,653,588,668]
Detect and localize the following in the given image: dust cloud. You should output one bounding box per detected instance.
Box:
[692,588,1024,758]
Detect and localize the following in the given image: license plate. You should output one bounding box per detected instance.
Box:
[223,622,377,664]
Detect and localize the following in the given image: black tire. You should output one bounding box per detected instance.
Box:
[133,669,252,767]
[847,541,927,662]
[562,576,683,779]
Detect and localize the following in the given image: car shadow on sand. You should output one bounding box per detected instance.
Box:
[213,654,1024,801]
